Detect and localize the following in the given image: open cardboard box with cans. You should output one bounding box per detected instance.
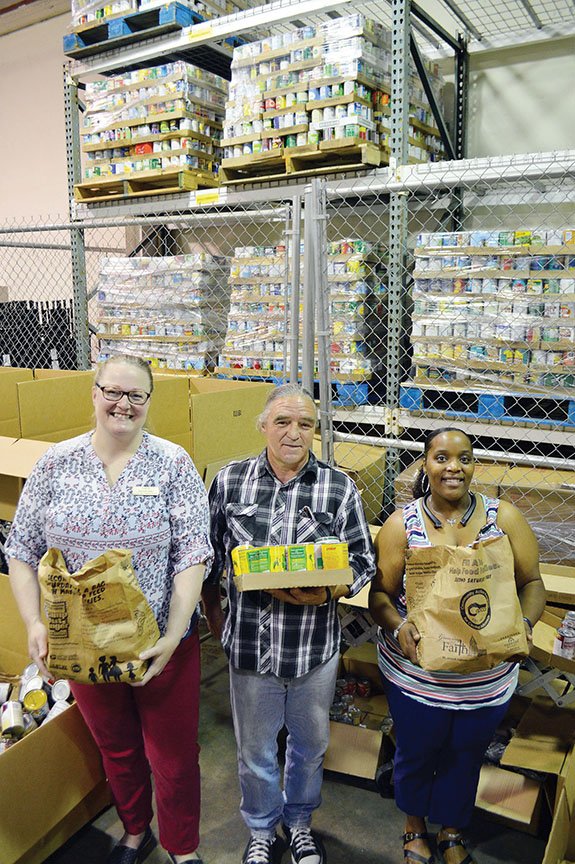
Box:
[0,573,110,864]
[324,641,393,781]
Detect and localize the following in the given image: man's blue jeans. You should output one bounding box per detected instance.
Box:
[229,652,339,837]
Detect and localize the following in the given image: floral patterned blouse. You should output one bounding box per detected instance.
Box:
[5,431,213,636]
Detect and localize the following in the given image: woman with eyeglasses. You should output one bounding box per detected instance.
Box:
[6,355,212,864]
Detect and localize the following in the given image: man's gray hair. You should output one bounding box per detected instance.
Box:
[256,383,317,431]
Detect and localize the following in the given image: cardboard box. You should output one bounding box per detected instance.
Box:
[341,641,382,691]
[501,697,575,777]
[17,372,94,442]
[313,438,385,524]
[498,465,575,524]
[475,764,543,835]
[234,567,353,592]
[324,691,390,780]
[186,377,272,479]
[540,564,575,606]
[0,368,33,438]
[324,720,386,780]
[542,788,575,864]
[532,610,575,675]
[0,436,53,520]
[0,574,110,864]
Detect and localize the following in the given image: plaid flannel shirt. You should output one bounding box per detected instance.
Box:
[206,449,375,679]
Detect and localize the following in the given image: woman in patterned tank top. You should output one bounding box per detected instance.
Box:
[369,428,545,864]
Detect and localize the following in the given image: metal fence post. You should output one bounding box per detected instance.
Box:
[312,178,334,466]
[384,0,411,518]
[64,66,90,370]
[302,185,315,395]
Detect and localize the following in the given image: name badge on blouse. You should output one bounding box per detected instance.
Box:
[132,485,160,496]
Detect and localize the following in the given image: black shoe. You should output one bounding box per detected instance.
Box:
[242,834,284,864]
[107,827,156,864]
[282,825,326,864]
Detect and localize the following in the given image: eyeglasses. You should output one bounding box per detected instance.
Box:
[95,383,151,405]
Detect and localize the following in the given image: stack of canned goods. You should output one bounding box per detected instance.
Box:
[553,611,575,660]
[330,676,394,733]
[0,664,73,753]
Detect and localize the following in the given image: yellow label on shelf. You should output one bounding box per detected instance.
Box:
[189,22,213,41]
[196,189,220,205]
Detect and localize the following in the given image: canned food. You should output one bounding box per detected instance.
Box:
[23,689,49,722]
[51,679,71,703]
[44,700,70,723]
[356,678,371,697]
[0,682,11,704]
[1,701,25,738]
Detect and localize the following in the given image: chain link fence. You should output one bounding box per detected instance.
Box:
[0,151,574,564]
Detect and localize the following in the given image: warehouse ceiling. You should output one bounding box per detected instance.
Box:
[0,0,69,36]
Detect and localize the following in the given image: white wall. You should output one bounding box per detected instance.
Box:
[464,36,575,158]
[0,14,71,220]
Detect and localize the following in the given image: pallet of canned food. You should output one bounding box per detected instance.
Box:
[64,0,257,58]
[95,254,230,370]
[75,61,227,203]
[402,227,575,426]
[217,237,387,405]
[220,13,445,183]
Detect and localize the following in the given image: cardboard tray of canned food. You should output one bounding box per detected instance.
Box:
[532,609,575,673]
[232,540,353,592]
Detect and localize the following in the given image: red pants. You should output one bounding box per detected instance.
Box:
[71,631,201,855]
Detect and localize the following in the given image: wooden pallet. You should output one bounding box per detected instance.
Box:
[220,140,382,184]
[63,2,243,58]
[74,168,218,202]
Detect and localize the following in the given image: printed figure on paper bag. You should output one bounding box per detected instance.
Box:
[369,428,546,864]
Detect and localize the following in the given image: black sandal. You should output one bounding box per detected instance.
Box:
[436,832,475,864]
[402,832,436,864]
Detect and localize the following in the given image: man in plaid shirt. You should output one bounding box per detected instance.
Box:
[202,384,375,864]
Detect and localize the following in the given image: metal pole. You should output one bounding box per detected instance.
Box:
[288,195,302,384]
[282,202,291,382]
[333,431,575,472]
[301,186,315,395]
[64,66,90,370]
[383,0,411,519]
[312,179,334,466]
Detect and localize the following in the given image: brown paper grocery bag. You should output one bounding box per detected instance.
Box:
[38,548,160,684]
[405,535,528,673]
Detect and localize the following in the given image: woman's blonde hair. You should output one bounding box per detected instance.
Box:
[94,355,154,393]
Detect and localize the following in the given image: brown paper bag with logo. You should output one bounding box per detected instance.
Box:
[405,535,528,673]
[38,547,160,684]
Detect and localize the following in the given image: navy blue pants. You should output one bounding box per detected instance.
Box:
[384,678,510,828]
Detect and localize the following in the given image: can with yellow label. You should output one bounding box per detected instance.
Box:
[321,542,349,569]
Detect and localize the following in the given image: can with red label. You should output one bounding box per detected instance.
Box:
[356,678,371,698]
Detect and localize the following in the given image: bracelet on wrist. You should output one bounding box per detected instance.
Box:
[392,619,409,641]
[522,615,533,632]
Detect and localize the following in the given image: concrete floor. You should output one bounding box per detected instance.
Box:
[45,635,547,864]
